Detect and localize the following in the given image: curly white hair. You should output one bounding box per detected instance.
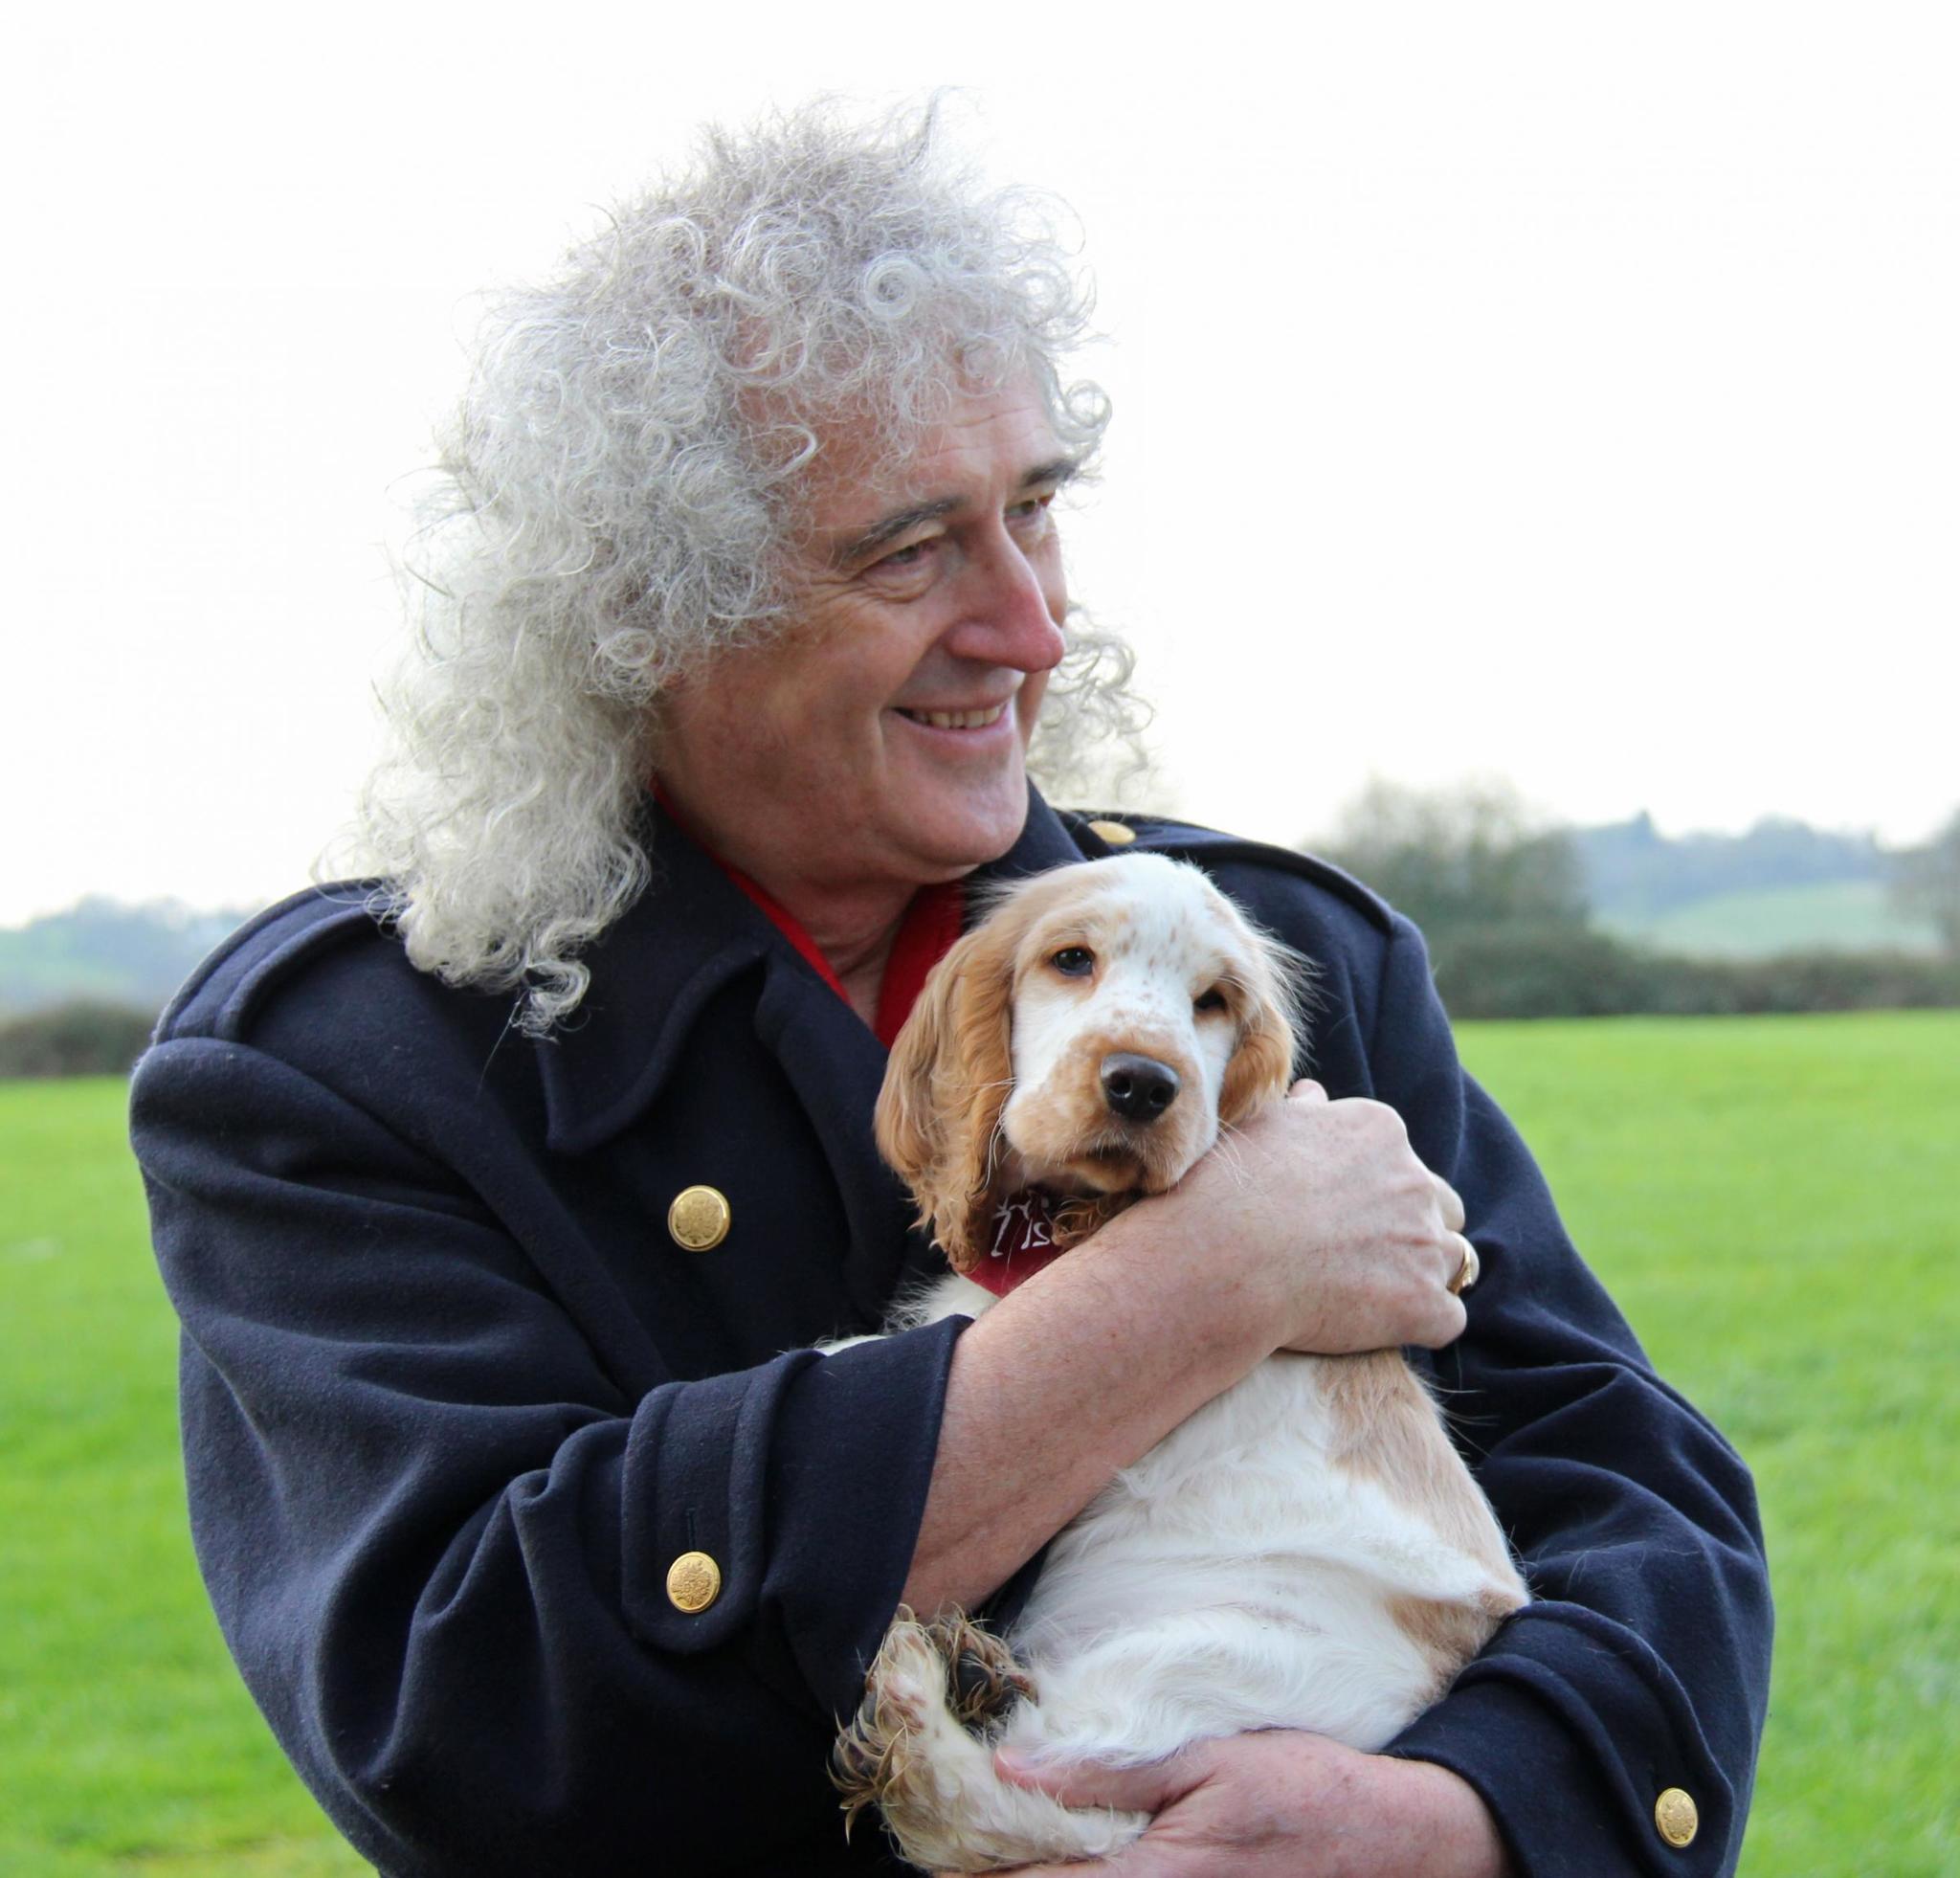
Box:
[351,99,1143,1033]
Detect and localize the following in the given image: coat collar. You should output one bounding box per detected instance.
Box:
[535,787,1094,1154]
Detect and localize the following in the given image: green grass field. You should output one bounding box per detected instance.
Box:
[3,1017,1956,1875]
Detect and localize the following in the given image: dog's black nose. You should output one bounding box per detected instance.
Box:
[1102,1053,1180,1124]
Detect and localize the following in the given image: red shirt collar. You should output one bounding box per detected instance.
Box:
[672,818,965,1047]
[719,861,964,1048]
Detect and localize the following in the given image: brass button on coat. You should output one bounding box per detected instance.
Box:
[666,1551,722,1614]
[1085,818,1137,845]
[667,1185,731,1251]
[1654,1787,1699,1848]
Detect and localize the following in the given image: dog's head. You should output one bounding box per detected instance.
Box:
[875,853,1305,1274]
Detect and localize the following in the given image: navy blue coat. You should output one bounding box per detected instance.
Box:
[130,792,1771,1876]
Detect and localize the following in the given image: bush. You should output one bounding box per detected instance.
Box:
[1433,932,1960,1021]
[0,1001,158,1077]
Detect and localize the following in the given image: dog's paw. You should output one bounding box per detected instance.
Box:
[937,1612,1037,1733]
[832,1614,951,1832]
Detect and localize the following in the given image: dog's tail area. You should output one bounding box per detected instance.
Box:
[834,1611,1148,1874]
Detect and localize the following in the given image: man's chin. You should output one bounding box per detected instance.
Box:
[897,777,1031,876]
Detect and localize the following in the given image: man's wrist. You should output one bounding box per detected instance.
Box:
[1369,1754,1513,1878]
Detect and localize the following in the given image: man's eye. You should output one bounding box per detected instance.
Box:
[1194,986,1229,1014]
[874,540,931,571]
[1051,947,1095,977]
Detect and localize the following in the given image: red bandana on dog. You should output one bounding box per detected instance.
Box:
[969,1190,1070,1298]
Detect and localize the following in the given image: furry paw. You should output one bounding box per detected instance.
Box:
[832,1610,1035,1842]
[941,1611,1038,1732]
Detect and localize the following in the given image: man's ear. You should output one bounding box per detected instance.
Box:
[875,915,1019,1274]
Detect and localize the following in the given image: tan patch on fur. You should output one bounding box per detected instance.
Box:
[1321,1351,1529,1606]
[875,906,1027,1273]
[1387,1593,1508,1699]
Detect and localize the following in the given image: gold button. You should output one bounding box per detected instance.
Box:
[1085,818,1137,846]
[1655,1787,1699,1848]
[667,1185,731,1251]
[666,1551,722,1614]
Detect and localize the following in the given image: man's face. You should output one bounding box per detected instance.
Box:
[656,379,1075,901]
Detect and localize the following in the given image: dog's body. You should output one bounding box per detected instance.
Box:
[835,856,1528,1872]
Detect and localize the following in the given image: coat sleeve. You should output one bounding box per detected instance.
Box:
[1363,916,1773,1878]
[131,1032,947,1876]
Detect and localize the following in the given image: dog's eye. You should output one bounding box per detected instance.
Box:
[1194,986,1229,1014]
[1051,947,1096,978]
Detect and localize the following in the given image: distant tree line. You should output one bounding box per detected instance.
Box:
[1890,808,1960,955]
[0,895,256,1016]
[6,802,1959,1073]
[1318,784,1960,1021]
[0,896,255,1078]
[1575,810,1890,917]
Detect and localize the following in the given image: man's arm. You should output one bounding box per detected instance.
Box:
[901,1083,1473,1616]
[133,1033,959,1875]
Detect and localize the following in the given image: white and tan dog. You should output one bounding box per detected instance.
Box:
[834,854,1527,1873]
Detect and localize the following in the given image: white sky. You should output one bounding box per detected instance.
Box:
[4,2,1955,925]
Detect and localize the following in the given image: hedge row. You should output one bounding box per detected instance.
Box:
[1431,925,1960,1021]
[5,938,1959,1077]
[0,1001,158,1078]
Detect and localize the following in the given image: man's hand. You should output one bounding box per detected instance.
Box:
[983,1731,1512,1878]
[1143,1079,1473,1357]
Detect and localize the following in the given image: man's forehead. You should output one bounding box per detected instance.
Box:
[800,384,1067,523]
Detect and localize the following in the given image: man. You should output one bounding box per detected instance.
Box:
[133,101,1770,1874]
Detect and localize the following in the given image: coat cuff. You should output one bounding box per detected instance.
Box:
[1386,1609,1737,1878]
[618,1316,965,1724]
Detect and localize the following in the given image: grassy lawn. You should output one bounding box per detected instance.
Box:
[3,1016,1956,1874]
[1458,1011,1960,1878]
[0,1079,370,1878]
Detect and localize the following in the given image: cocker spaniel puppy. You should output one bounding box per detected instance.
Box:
[835,854,1528,1874]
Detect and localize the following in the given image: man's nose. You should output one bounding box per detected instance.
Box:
[943,534,1066,674]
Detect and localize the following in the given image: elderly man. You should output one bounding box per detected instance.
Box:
[132,105,1770,1876]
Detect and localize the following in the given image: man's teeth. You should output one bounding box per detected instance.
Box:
[902,703,1010,729]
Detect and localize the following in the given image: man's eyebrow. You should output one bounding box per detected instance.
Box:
[831,498,961,569]
[829,457,1085,568]
[1022,456,1083,496]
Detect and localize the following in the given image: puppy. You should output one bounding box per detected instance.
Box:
[834,854,1527,1873]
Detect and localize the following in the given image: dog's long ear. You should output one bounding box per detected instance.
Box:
[1218,920,1308,1130]
[875,910,1021,1274]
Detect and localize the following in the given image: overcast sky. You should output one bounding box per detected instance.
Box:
[4,2,1954,926]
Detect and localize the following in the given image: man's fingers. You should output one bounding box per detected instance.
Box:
[995,1746,1201,1815]
[995,1852,1172,1878]
[1432,1173,1466,1233]
[1289,1079,1329,1105]
[992,1837,1181,1878]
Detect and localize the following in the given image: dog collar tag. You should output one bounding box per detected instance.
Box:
[969,1191,1068,1298]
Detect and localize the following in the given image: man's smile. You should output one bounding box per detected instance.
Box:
[894,700,1013,730]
